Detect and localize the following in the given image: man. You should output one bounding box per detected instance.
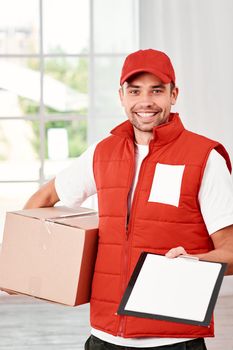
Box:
[24,49,233,350]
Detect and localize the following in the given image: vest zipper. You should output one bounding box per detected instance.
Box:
[117,232,130,336]
[117,140,154,337]
[117,141,135,337]
[126,139,154,238]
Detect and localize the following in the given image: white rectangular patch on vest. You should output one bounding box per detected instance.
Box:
[148,163,185,207]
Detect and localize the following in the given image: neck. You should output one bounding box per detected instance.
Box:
[133,127,153,145]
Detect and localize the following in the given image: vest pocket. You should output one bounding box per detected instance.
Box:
[148,163,185,207]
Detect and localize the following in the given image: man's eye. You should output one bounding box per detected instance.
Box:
[153,89,162,94]
[129,90,139,95]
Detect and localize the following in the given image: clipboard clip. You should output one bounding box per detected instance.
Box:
[178,254,199,261]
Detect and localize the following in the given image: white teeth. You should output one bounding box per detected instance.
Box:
[136,112,156,118]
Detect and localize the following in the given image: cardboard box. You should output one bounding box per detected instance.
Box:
[0,206,98,306]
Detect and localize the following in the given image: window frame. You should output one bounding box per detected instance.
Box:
[0,0,139,189]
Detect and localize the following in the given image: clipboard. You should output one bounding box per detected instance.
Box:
[117,252,227,326]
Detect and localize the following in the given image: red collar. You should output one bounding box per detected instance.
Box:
[111,113,185,146]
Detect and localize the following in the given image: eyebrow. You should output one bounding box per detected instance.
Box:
[126,84,166,89]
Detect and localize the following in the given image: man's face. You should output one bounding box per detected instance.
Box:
[119,72,178,134]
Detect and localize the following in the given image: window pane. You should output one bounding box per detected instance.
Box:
[44,119,87,180]
[43,0,89,54]
[44,58,88,115]
[93,57,124,116]
[0,183,39,242]
[89,56,128,143]
[0,0,39,54]
[94,0,138,53]
[0,58,40,117]
[88,117,125,144]
[0,120,40,181]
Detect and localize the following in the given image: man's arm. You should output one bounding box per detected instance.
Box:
[198,225,233,274]
[23,178,60,209]
[166,224,233,275]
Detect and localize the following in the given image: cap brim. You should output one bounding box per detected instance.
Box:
[120,68,172,85]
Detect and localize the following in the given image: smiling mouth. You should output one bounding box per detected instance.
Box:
[135,112,159,118]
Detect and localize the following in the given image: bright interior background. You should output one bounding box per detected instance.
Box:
[0,0,232,291]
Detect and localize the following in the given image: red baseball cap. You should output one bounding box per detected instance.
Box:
[120,49,175,85]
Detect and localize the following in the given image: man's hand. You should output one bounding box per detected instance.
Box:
[23,178,59,209]
[165,225,233,275]
[165,246,188,258]
[0,288,18,295]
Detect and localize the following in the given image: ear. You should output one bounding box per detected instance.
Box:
[119,87,124,106]
[171,86,179,105]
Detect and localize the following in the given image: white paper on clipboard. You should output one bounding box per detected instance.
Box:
[118,253,226,326]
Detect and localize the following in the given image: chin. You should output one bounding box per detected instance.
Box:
[136,125,154,132]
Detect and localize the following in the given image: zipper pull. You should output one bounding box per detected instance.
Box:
[126,226,129,240]
[125,213,130,240]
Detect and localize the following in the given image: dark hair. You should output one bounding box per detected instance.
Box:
[170,82,175,93]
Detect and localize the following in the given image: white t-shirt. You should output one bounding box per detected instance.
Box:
[55,143,233,348]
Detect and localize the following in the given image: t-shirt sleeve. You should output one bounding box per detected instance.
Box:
[55,143,97,208]
[198,149,233,234]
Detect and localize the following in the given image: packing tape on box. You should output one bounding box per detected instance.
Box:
[41,219,55,235]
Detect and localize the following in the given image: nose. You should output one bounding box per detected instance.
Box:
[137,100,155,109]
[136,91,157,108]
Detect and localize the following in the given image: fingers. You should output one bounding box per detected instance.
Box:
[165,246,187,259]
[0,288,18,295]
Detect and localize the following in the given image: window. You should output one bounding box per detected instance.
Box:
[0,0,138,241]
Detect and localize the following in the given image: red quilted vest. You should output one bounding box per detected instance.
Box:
[90,113,231,338]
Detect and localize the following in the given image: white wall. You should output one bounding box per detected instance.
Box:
[139,0,233,295]
[139,0,233,159]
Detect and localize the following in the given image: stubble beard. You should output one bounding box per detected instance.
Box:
[130,110,167,133]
